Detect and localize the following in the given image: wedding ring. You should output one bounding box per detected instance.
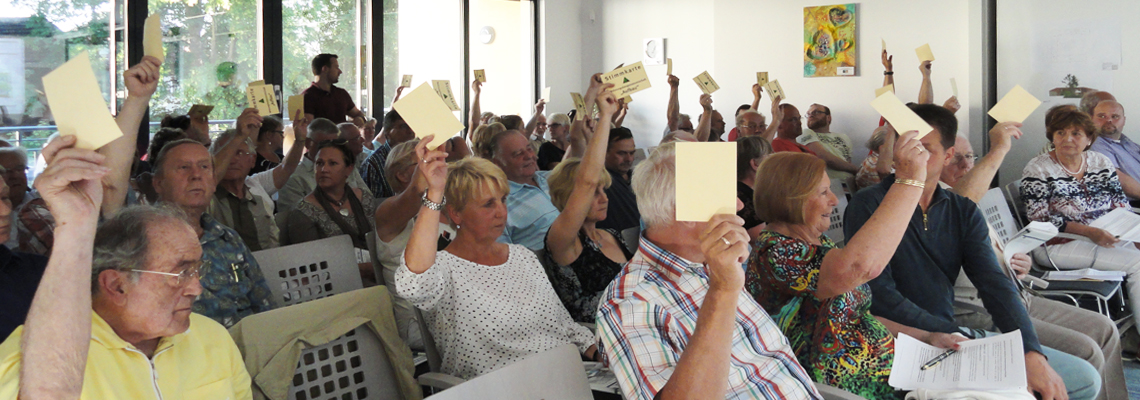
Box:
[721,237,731,246]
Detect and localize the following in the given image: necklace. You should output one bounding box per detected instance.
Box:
[324,190,350,216]
[1055,152,1086,176]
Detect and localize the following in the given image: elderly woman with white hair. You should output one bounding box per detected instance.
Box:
[537,113,572,170]
[397,133,596,380]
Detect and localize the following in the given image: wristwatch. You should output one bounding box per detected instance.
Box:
[421,192,447,211]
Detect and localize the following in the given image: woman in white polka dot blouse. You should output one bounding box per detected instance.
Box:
[395,136,596,380]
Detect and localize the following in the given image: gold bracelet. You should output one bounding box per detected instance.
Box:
[895,178,926,189]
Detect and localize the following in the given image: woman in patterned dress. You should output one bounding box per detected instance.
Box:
[745,133,966,398]
[1021,106,1140,328]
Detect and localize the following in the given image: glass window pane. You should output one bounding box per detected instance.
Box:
[381,0,463,119]
[149,0,260,134]
[469,0,534,117]
[283,0,368,121]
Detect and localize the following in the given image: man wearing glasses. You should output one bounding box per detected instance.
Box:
[1,137,252,399]
[798,103,860,180]
[940,135,977,187]
[278,117,372,216]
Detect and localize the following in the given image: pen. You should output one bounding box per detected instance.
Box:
[920,349,957,371]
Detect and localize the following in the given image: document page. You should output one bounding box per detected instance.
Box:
[1089,208,1140,242]
[889,331,1026,391]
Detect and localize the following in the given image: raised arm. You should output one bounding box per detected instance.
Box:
[402,136,449,274]
[391,85,405,107]
[612,101,628,128]
[468,80,482,137]
[565,74,604,160]
[875,125,896,179]
[882,50,894,88]
[271,108,310,189]
[665,75,681,131]
[694,94,713,142]
[950,122,1022,203]
[20,135,106,398]
[524,99,545,138]
[917,61,933,104]
[546,85,616,266]
[750,84,762,111]
[375,162,429,242]
[211,108,262,183]
[761,96,782,142]
[816,131,928,299]
[102,55,160,218]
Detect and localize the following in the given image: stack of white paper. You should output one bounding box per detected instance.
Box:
[1043,269,1126,281]
[1089,208,1140,243]
[889,331,1026,391]
[1003,221,1058,265]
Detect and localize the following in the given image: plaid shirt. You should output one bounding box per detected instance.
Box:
[499,171,558,250]
[360,142,394,198]
[596,235,821,400]
[16,193,53,256]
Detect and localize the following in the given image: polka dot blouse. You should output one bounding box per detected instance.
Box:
[395,244,594,380]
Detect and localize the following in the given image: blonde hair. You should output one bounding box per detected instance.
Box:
[754,152,827,225]
[384,139,420,187]
[445,157,509,213]
[471,122,506,158]
[547,158,612,211]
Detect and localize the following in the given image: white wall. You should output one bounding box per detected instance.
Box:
[996,1,1138,187]
[545,0,983,163]
[471,0,535,116]
[398,0,465,119]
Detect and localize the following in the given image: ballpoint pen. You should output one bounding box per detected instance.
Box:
[920,349,957,371]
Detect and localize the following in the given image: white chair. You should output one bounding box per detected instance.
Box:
[825,179,850,246]
[818,383,868,400]
[252,234,363,307]
[620,226,640,255]
[422,344,593,400]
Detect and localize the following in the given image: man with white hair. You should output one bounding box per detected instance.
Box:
[277,117,371,216]
[208,116,306,251]
[596,142,821,400]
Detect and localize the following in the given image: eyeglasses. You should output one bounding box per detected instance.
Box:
[954,153,978,164]
[127,261,202,287]
[740,123,765,130]
[808,110,830,116]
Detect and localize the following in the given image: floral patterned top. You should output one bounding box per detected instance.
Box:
[1021,151,1129,240]
[746,231,900,399]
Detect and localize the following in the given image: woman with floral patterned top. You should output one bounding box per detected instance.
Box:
[746,141,964,398]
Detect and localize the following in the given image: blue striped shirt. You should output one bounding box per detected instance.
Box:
[596,235,821,400]
[499,171,559,250]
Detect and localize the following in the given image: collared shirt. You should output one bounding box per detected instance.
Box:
[0,312,253,400]
[798,129,855,180]
[596,168,641,232]
[276,156,372,217]
[194,213,275,328]
[844,174,1043,354]
[596,235,822,400]
[0,245,46,340]
[499,170,559,251]
[360,141,395,198]
[208,170,279,251]
[302,83,356,123]
[1090,134,1140,183]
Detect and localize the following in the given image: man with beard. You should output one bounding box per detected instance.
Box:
[798,103,859,179]
[1088,101,1140,201]
[595,127,640,232]
[303,54,367,126]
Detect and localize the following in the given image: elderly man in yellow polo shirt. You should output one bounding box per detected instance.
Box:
[0,132,252,398]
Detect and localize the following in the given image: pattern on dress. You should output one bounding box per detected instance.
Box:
[1021,152,1128,231]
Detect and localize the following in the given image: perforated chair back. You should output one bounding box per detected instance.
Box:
[1003,180,1030,227]
[414,307,442,373]
[252,234,363,307]
[423,344,592,400]
[290,325,404,400]
[620,226,640,255]
[824,179,850,245]
[979,187,1021,244]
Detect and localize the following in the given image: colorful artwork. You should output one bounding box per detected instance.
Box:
[804,4,857,77]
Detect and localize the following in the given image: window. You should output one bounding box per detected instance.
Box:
[283,0,370,118]
[380,0,464,119]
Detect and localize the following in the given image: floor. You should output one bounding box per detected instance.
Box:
[1126,361,1140,399]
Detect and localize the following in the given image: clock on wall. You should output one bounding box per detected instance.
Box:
[479,26,496,44]
[643,38,665,66]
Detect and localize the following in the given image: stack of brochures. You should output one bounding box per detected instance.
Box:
[1042,269,1126,281]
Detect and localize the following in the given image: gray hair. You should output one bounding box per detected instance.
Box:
[735,110,764,128]
[0,147,28,167]
[308,118,339,140]
[632,142,677,228]
[153,138,209,178]
[337,122,359,139]
[865,127,890,153]
[92,205,190,295]
[208,129,254,156]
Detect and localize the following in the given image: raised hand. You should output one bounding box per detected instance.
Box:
[699,94,713,111]
[882,50,893,71]
[414,135,449,196]
[752,83,762,101]
[124,55,162,99]
[534,99,546,115]
[472,80,482,94]
[668,75,680,88]
[920,60,932,78]
[292,107,312,142]
[988,121,1023,154]
[892,130,930,183]
[699,213,750,293]
[596,84,618,117]
[34,135,109,225]
[236,108,263,139]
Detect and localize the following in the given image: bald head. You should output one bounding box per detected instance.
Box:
[1093,100,1126,140]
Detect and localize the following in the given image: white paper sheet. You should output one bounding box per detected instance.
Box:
[889,331,1026,391]
[1089,208,1140,242]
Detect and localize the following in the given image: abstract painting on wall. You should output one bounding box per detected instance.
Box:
[804,4,857,77]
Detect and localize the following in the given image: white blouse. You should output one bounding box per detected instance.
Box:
[395,244,594,380]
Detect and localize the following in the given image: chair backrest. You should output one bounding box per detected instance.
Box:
[824,179,850,246]
[367,231,384,286]
[423,344,592,400]
[252,234,363,307]
[979,187,1022,244]
[1003,180,1030,228]
[620,225,640,255]
[291,325,404,400]
[415,307,442,373]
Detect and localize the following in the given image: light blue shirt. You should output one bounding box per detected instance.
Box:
[1090,134,1140,186]
[499,171,558,250]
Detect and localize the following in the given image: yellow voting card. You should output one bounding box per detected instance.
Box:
[988,85,1042,124]
[693,71,719,95]
[246,84,279,115]
[916,44,935,62]
[871,91,934,139]
[542,87,551,102]
[757,72,769,87]
[621,95,633,103]
[474,69,486,83]
[571,92,587,121]
[393,83,465,150]
[188,104,213,118]
[882,38,886,52]
[431,80,461,111]
[675,142,737,222]
[602,62,652,98]
[875,84,894,98]
[764,80,785,100]
[287,94,304,120]
[951,78,959,98]
[666,58,673,75]
[143,14,163,60]
[42,52,122,150]
[401,75,412,88]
